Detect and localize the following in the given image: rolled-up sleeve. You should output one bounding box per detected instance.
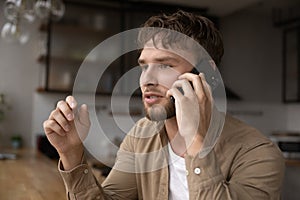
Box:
[58,159,105,200]
[57,129,138,200]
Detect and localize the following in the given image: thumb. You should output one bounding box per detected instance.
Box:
[74,104,90,141]
[77,104,90,127]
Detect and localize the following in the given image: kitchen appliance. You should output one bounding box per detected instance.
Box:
[270,132,300,159]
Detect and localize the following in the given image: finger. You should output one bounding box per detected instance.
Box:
[179,73,208,102]
[179,73,201,89]
[179,73,203,93]
[178,72,198,81]
[166,87,185,102]
[171,79,194,97]
[199,73,213,102]
[50,109,71,132]
[56,100,74,121]
[77,104,90,127]
[43,119,66,136]
[73,104,90,141]
[194,75,207,102]
[66,95,77,109]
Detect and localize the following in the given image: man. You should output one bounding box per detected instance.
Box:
[43,10,285,199]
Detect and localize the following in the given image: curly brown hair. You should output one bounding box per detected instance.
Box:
[138,10,224,66]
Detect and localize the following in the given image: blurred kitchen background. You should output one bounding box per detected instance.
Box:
[0,0,300,199]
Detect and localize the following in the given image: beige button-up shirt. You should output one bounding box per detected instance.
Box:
[59,115,285,199]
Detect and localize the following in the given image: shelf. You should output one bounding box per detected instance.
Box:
[36,87,71,94]
[37,55,83,64]
[286,159,300,167]
[39,23,48,32]
[52,23,115,37]
[37,55,46,63]
[36,87,127,96]
[37,55,103,67]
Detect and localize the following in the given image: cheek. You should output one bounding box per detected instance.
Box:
[139,68,181,89]
[157,72,179,89]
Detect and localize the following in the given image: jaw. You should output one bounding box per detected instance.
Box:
[143,98,175,122]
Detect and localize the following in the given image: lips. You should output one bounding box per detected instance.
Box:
[144,92,164,105]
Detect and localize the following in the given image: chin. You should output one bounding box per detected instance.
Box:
[144,101,175,122]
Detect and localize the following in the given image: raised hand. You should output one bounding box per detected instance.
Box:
[43,96,90,170]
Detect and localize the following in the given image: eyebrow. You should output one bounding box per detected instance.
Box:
[138,56,178,65]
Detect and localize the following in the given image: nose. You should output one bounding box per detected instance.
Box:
[139,64,159,86]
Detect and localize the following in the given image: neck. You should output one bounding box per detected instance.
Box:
[165,117,187,157]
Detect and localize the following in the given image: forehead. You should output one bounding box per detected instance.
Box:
[139,48,179,62]
[139,40,198,65]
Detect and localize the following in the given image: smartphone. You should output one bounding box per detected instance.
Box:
[170,60,220,103]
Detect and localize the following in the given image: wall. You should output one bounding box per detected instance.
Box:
[220,4,300,200]
[0,6,41,148]
[220,4,282,102]
[219,3,300,133]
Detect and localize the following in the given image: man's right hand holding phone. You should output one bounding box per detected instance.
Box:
[167,71,213,157]
[43,96,91,170]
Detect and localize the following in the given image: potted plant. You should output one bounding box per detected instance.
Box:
[0,93,11,123]
[0,94,7,123]
[11,134,22,149]
[0,93,11,147]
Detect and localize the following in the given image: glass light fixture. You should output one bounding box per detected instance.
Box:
[1,19,30,44]
[1,22,18,43]
[34,0,65,21]
[4,0,36,23]
[17,19,30,44]
[50,0,65,21]
[4,0,21,22]
[20,0,36,23]
[34,0,51,20]
[1,0,65,44]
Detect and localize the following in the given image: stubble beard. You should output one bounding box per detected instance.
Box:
[144,98,176,122]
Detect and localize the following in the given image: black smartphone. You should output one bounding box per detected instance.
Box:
[170,60,220,103]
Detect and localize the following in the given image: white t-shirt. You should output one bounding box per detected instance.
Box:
[168,143,189,200]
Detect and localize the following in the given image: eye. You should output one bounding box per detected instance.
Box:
[140,64,148,71]
[158,64,171,69]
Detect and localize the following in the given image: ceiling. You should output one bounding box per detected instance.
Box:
[139,0,300,17]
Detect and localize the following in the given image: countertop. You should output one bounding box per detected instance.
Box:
[0,148,65,200]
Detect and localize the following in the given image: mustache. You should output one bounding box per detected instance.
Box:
[143,87,166,96]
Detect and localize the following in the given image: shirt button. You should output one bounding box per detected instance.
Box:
[186,170,189,176]
[84,169,89,174]
[194,167,201,175]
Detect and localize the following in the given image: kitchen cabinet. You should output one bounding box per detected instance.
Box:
[37,0,210,95]
[283,25,300,102]
[38,2,122,94]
